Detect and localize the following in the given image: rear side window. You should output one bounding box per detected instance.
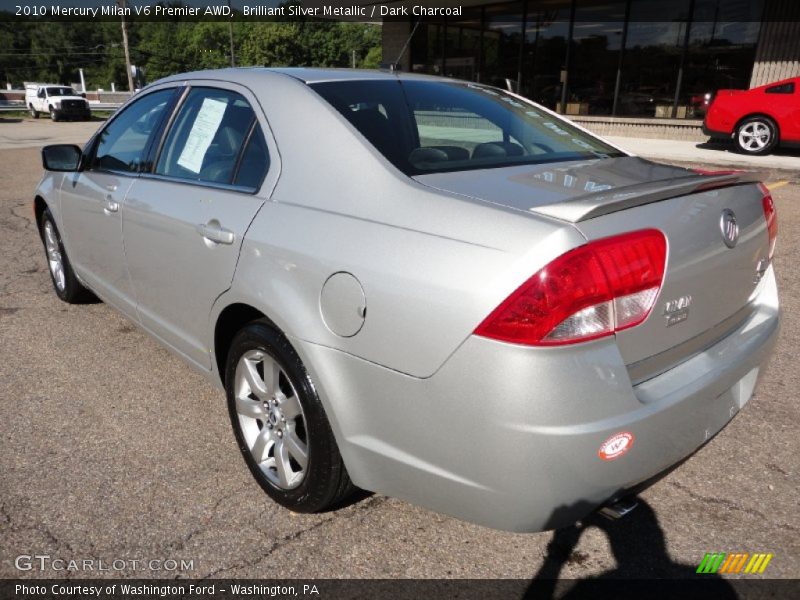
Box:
[156,87,268,188]
[92,89,174,173]
[234,126,269,188]
[765,82,795,94]
[311,80,623,176]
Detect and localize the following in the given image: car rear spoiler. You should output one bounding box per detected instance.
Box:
[531,170,766,223]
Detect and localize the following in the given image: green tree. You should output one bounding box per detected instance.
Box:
[0,12,382,89]
[239,22,303,67]
[361,45,382,69]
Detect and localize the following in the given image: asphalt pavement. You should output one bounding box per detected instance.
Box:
[1,119,798,581]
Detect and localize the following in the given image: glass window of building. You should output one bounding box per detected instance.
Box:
[618,0,692,117]
[444,9,484,80]
[681,0,763,118]
[406,0,766,120]
[521,0,572,110]
[482,3,525,89]
[568,0,627,116]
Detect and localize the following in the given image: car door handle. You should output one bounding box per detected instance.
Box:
[103,198,119,213]
[105,184,118,192]
[196,222,235,245]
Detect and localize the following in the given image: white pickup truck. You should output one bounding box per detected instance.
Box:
[25,84,91,121]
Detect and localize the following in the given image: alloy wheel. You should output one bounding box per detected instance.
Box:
[738,121,771,152]
[43,221,65,291]
[234,349,309,490]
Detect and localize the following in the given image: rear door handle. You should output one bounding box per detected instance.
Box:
[196,222,235,245]
[105,184,118,192]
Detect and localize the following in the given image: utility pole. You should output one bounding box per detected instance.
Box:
[118,0,135,92]
[228,0,235,67]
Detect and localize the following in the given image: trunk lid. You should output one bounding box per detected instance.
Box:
[415,157,772,378]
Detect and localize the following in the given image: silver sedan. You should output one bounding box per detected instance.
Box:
[35,68,780,532]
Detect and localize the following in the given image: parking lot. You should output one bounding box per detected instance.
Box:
[1,119,798,582]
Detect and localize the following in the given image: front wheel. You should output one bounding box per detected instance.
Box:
[735,117,778,155]
[49,108,59,122]
[225,321,354,513]
[39,209,93,303]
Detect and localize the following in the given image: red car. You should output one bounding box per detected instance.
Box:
[703,77,800,155]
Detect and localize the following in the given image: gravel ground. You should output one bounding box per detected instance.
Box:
[1,120,798,582]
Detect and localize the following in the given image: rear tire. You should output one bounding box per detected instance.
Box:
[39,209,93,303]
[29,105,39,119]
[735,116,778,155]
[225,320,355,513]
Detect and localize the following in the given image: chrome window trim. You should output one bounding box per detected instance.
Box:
[137,172,259,196]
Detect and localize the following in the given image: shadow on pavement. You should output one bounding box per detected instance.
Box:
[525,499,738,599]
[695,140,732,151]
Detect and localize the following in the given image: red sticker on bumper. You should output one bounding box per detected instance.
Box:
[598,432,635,461]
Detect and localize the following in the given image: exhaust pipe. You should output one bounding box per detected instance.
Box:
[599,497,639,520]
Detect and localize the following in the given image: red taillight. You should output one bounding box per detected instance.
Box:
[759,183,777,261]
[475,229,667,346]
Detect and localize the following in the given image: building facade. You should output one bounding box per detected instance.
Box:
[382,0,800,119]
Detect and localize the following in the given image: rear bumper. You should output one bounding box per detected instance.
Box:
[297,269,780,532]
[702,121,731,139]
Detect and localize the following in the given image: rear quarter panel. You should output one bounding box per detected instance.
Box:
[226,182,583,379]
[217,73,586,378]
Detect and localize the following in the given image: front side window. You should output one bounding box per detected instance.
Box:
[92,89,175,173]
[156,87,268,187]
[311,80,623,175]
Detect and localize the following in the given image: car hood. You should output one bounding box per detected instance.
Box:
[413,156,708,218]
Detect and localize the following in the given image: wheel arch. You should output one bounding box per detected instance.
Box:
[735,112,781,138]
[33,195,48,233]
[214,302,277,386]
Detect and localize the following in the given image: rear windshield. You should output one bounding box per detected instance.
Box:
[310,79,623,175]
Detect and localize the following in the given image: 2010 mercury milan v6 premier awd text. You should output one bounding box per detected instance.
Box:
[34,68,780,532]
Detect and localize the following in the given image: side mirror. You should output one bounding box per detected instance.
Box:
[81,92,87,98]
[42,144,83,172]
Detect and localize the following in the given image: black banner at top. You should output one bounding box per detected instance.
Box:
[1,0,790,23]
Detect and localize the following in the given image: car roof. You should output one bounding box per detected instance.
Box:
[152,67,464,88]
[265,67,451,84]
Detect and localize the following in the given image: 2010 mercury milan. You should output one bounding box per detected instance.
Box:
[35,68,780,532]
